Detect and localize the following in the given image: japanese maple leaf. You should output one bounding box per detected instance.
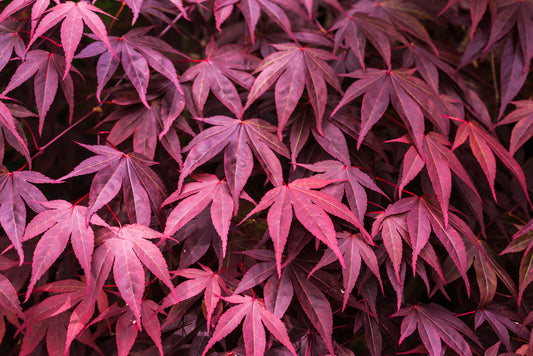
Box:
[26,1,114,77]
[19,279,105,356]
[241,177,370,274]
[0,97,31,165]
[75,27,181,108]
[178,115,289,207]
[439,0,497,40]
[124,0,187,24]
[201,295,296,356]
[59,143,166,226]
[309,232,381,310]
[22,200,107,301]
[397,132,480,227]
[330,11,403,70]
[475,305,529,352]
[160,265,228,331]
[0,19,26,72]
[300,159,386,222]
[330,68,437,151]
[180,39,258,116]
[372,196,470,293]
[90,224,176,327]
[244,43,342,137]
[110,300,164,356]
[0,165,55,264]
[163,174,233,255]
[1,50,76,133]
[498,100,533,155]
[214,0,293,42]
[0,272,23,320]
[452,119,529,202]
[100,91,188,163]
[500,223,533,304]
[360,0,437,54]
[392,303,481,356]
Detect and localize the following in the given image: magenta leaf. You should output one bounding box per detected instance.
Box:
[244,43,341,137]
[23,200,105,301]
[60,143,166,225]
[202,295,296,356]
[241,177,370,274]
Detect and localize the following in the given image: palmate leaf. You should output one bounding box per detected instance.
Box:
[89,224,176,327]
[0,165,55,264]
[19,279,106,356]
[178,115,289,207]
[453,119,529,202]
[241,177,370,275]
[214,0,293,42]
[163,173,233,256]
[59,143,166,226]
[300,159,386,222]
[498,100,533,155]
[107,300,164,356]
[180,39,258,116]
[75,27,181,108]
[372,196,469,294]
[1,50,76,133]
[308,231,381,310]
[160,265,228,331]
[330,11,403,70]
[244,43,342,138]
[392,303,481,356]
[100,91,187,163]
[0,97,31,165]
[330,68,432,151]
[26,1,114,77]
[202,295,296,356]
[396,132,480,227]
[0,19,26,73]
[22,200,107,301]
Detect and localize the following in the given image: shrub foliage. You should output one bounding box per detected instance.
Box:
[0,0,532,354]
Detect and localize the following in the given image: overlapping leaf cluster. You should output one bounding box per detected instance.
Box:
[0,0,532,354]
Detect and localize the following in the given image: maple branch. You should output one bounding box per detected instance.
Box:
[31,109,97,160]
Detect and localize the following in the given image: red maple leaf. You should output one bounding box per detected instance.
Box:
[202,294,296,356]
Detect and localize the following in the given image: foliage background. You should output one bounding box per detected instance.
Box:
[0,0,532,354]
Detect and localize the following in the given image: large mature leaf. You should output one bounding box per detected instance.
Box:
[214,0,293,42]
[498,100,533,154]
[180,39,258,116]
[453,119,529,202]
[161,265,227,331]
[23,200,106,300]
[19,279,105,356]
[300,159,386,222]
[241,177,369,274]
[59,143,166,226]
[75,27,181,107]
[178,115,289,206]
[0,19,26,73]
[309,231,381,310]
[330,10,404,69]
[0,165,55,264]
[201,295,296,356]
[26,1,114,77]
[330,68,436,151]
[100,91,188,163]
[164,173,233,255]
[89,224,176,327]
[0,97,31,165]
[244,43,342,137]
[1,50,76,132]
[393,303,480,356]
